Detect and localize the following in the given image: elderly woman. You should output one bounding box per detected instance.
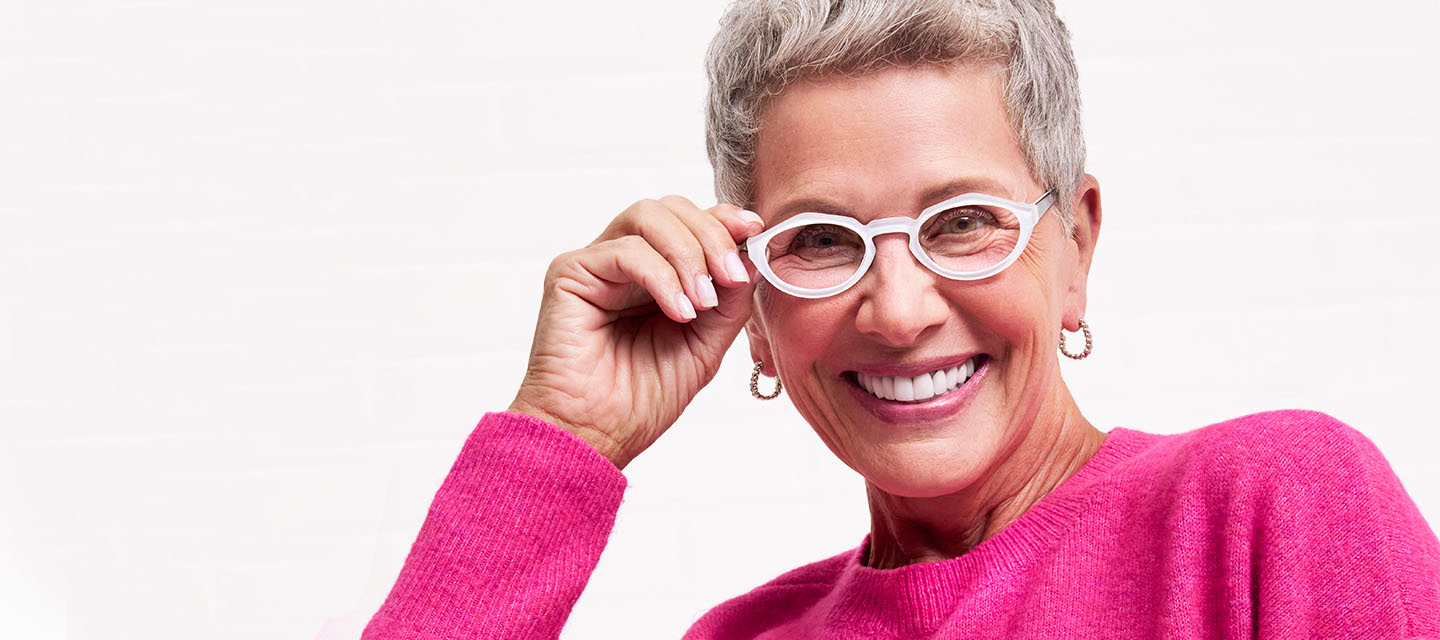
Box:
[362,0,1440,637]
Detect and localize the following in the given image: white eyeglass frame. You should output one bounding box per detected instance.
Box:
[743,189,1057,299]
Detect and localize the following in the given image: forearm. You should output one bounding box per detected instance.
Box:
[362,412,628,640]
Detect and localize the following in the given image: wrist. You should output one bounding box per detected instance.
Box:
[506,399,632,470]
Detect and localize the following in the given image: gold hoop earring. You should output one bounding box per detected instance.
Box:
[1060,319,1093,360]
[750,362,782,400]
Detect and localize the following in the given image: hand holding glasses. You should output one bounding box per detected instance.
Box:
[742,189,1057,299]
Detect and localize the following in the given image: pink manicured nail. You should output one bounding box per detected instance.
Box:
[695,273,718,308]
[675,292,697,320]
[724,252,749,283]
[738,210,764,227]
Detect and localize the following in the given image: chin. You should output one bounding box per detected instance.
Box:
[856,441,993,498]
[865,471,975,499]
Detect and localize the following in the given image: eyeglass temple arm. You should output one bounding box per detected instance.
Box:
[1033,189,1058,213]
[1036,188,1059,213]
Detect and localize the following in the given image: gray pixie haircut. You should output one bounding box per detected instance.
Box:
[704,0,1085,233]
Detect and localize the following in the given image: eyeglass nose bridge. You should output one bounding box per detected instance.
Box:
[859,216,919,237]
[852,213,933,266]
[855,216,932,275]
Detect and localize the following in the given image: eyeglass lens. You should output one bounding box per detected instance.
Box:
[763,203,1022,291]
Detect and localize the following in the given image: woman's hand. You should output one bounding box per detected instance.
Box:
[507,196,765,470]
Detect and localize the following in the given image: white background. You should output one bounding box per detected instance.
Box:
[2,1,1438,638]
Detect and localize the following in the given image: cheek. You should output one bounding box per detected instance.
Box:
[988,232,1070,328]
[758,293,851,369]
[958,271,1054,344]
[756,293,863,455]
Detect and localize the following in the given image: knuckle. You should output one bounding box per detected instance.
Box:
[658,194,697,210]
[614,235,660,264]
[544,249,578,281]
[629,198,665,217]
[613,198,662,226]
[626,200,675,234]
[710,202,743,217]
[548,248,577,269]
[618,234,650,252]
[661,243,705,270]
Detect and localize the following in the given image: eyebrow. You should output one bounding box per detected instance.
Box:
[767,176,1014,224]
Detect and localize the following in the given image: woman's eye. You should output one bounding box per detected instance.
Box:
[791,224,856,250]
[938,208,996,234]
[947,217,979,233]
[805,233,837,247]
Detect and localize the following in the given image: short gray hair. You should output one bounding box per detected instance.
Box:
[704,0,1085,233]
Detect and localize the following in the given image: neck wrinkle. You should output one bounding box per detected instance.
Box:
[863,381,1105,570]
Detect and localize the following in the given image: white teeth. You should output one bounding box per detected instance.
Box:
[859,373,891,399]
[912,372,935,400]
[855,357,980,403]
[893,376,915,401]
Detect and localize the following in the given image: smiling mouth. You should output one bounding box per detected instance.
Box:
[845,355,987,404]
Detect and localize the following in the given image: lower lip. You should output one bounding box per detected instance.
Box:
[844,356,990,424]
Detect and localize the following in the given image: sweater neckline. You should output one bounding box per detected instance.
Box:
[827,425,1161,633]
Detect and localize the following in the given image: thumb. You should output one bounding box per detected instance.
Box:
[688,269,757,367]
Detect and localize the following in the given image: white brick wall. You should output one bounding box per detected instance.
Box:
[1,1,1436,638]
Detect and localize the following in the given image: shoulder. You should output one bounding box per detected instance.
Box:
[1185,408,1356,446]
[1161,409,1424,531]
[1109,409,1400,513]
[1192,413,1440,634]
[1171,409,1383,477]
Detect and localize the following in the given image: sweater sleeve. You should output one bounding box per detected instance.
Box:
[361,411,629,640]
[1248,410,1440,638]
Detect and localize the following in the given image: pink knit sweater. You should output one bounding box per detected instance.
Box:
[362,409,1440,638]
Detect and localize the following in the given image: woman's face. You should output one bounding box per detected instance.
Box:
[747,63,1099,498]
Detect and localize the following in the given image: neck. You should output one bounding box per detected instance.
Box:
[862,380,1106,570]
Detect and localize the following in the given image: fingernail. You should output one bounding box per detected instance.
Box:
[695,273,718,309]
[675,292,696,320]
[724,252,750,283]
[738,210,764,227]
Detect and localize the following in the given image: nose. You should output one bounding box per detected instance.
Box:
[853,234,950,347]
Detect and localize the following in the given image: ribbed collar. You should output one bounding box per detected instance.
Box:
[822,425,1164,635]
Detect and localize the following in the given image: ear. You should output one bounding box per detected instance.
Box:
[1062,174,1102,333]
[745,290,779,377]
